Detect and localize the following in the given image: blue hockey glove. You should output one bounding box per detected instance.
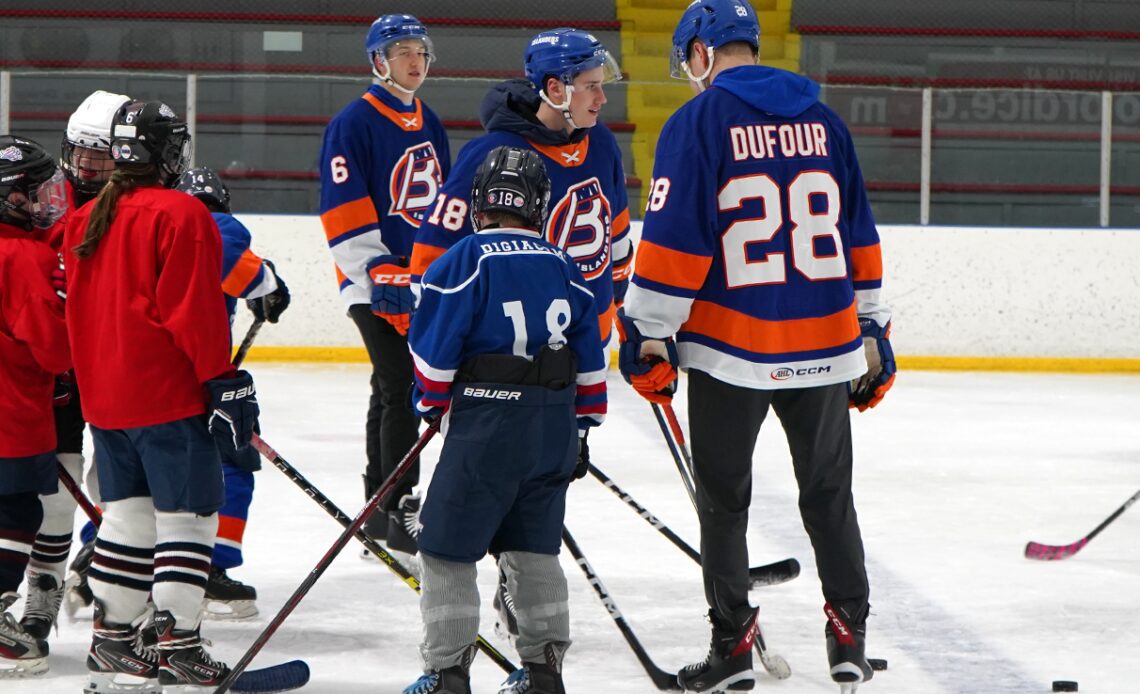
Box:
[616,309,679,404]
[367,255,414,336]
[206,370,260,453]
[849,318,896,412]
[247,259,291,323]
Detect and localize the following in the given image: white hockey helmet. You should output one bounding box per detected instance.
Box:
[61,90,132,197]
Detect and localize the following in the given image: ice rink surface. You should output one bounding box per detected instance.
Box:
[8,364,1139,693]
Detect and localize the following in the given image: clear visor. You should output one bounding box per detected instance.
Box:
[669,49,687,79]
[593,49,623,84]
[31,169,69,229]
[382,37,436,65]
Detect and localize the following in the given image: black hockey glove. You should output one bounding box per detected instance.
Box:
[206,370,259,454]
[573,431,591,480]
[247,260,291,324]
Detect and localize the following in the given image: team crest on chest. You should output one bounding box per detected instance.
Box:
[389,142,442,226]
[545,176,612,280]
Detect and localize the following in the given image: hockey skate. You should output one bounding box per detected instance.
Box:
[204,566,258,620]
[491,564,519,648]
[0,592,49,678]
[824,602,872,693]
[84,601,160,693]
[403,644,475,694]
[677,608,758,692]
[20,570,64,640]
[154,609,232,692]
[498,642,567,694]
[64,538,96,618]
[386,492,422,555]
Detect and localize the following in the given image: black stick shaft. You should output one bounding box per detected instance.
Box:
[232,318,265,369]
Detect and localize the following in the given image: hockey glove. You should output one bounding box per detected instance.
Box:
[616,309,679,404]
[206,370,260,453]
[612,277,629,309]
[849,318,896,412]
[53,370,75,408]
[367,255,414,336]
[51,253,66,301]
[247,260,291,324]
[573,431,591,481]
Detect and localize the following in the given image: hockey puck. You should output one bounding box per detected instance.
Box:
[869,658,888,671]
[1052,681,1078,692]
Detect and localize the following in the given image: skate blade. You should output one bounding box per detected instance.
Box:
[0,656,48,678]
[83,671,161,693]
[203,599,259,621]
[838,684,861,694]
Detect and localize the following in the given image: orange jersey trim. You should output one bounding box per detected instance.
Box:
[363,93,425,132]
[221,249,263,298]
[528,136,590,168]
[634,240,712,292]
[321,197,380,242]
[216,515,248,544]
[611,208,630,237]
[851,243,883,283]
[410,243,448,279]
[597,301,616,344]
[685,300,860,355]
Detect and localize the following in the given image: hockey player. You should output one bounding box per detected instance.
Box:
[318,14,450,553]
[0,135,71,677]
[403,146,606,694]
[175,166,291,619]
[619,1,895,692]
[64,100,260,691]
[411,27,632,345]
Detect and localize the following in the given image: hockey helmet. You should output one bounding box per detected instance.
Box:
[175,166,231,214]
[0,135,68,230]
[524,28,622,96]
[109,100,192,187]
[470,146,551,231]
[60,90,132,199]
[670,0,760,80]
[366,14,434,65]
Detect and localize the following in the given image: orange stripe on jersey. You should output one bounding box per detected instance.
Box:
[597,301,616,343]
[611,208,630,237]
[321,197,380,242]
[221,250,263,298]
[410,243,447,279]
[216,515,247,544]
[335,264,348,285]
[685,300,860,355]
[850,243,883,283]
[362,92,425,132]
[634,240,712,292]
[528,136,590,168]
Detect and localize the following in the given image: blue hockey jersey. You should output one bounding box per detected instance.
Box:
[319,85,451,307]
[409,227,607,430]
[215,212,276,319]
[625,65,891,390]
[410,80,630,343]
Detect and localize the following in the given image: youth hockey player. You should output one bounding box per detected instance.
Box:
[318,14,450,553]
[403,146,606,694]
[64,100,260,691]
[175,166,291,619]
[0,135,71,677]
[619,1,895,692]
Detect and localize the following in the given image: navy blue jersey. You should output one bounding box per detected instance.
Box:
[214,212,276,319]
[409,228,606,430]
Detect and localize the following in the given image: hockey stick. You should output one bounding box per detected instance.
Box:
[587,463,800,587]
[214,420,441,694]
[1025,487,1140,560]
[651,403,793,680]
[232,318,265,369]
[562,526,681,691]
[56,463,101,526]
[249,432,518,674]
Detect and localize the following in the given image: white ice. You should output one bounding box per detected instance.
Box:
[8,365,1139,693]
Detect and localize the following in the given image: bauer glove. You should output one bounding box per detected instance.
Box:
[849,318,896,412]
[367,254,414,336]
[206,370,260,453]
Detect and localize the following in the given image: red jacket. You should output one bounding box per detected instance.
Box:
[0,224,72,457]
[64,185,233,430]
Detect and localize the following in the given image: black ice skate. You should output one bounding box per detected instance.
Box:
[154,609,231,691]
[677,608,758,692]
[0,592,49,678]
[84,601,159,693]
[824,602,872,693]
[20,570,64,640]
[403,644,475,694]
[497,642,567,694]
[64,538,96,618]
[204,565,259,620]
[386,492,421,555]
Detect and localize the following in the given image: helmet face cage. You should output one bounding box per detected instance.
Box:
[60,90,132,198]
[109,101,193,186]
[0,135,69,230]
[670,0,760,79]
[174,167,231,214]
[524,28,622,96]
[366,15,435,66]
[470,146,552,231]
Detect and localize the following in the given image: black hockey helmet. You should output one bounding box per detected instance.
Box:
[470,146,551,231]
[174,166,231,214]
[0,135,68,230]
[109,100,192,187]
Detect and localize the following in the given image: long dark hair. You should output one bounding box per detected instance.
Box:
[72,164,160,259]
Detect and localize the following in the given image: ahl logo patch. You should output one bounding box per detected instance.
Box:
[770,367,793,381]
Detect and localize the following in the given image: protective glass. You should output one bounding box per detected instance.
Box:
[30,168,69,228]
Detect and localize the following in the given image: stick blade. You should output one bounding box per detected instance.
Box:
[1024,539,1087,561]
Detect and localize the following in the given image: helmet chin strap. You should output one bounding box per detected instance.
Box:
[682,45,716,93]
[539,84,583,131]
[372,55,423,96]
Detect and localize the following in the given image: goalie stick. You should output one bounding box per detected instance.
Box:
[214,420,441,693]
[1025,487,1140,560]
[587,463,800,587]
[249,432,519,674]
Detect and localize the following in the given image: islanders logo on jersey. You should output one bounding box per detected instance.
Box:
[389,142,443,226]
[545,177,612,281]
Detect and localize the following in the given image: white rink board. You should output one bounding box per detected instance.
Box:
[232,215,1140,359]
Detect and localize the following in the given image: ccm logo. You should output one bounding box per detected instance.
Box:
[770,365,832,381]
[220,385,256,401]
[370,273,410,286]
[462,387,521,401]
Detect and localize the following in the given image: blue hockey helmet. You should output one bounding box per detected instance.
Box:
[524,28,621,96]
[175,166,231,214]
[670,0,760,79]
[365,14,435,65]
[470,146,552,231]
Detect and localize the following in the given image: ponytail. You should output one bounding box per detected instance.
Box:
[72,165,160,259]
